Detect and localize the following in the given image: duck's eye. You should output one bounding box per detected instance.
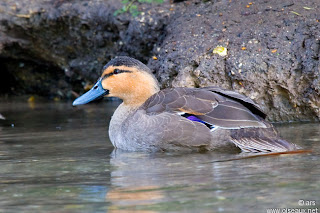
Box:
[113,69,120,74]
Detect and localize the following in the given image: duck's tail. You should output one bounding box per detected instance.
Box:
[230,126,299,153]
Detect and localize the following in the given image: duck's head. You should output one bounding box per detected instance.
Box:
[72,56,160,106]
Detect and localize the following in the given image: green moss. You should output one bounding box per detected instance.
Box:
[114,0,164,17]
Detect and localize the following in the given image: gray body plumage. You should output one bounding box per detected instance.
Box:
[109,87,298,152]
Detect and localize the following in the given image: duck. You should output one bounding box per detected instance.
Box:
[73,56,299,153]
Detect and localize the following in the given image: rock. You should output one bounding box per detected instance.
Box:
[148,0,320,121]
[0,0,174,97]
[0,0,319,121]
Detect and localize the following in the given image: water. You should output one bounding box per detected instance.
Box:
[0,100,319,213]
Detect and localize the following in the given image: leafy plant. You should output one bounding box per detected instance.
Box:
[114,0,164,17]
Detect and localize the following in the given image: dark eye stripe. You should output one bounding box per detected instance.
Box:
[102,69,132,79]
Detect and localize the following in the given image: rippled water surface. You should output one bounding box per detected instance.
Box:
[0,100,319,213]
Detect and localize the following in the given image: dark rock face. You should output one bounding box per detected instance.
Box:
[0,0,319,121]
[0,0,172,97]
[148,0,320,121]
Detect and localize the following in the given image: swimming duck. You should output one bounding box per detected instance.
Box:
[73,56,298,152]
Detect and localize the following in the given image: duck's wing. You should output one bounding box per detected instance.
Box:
[141,87,297,152]
[204,86,266,119]
[142,87,267,129]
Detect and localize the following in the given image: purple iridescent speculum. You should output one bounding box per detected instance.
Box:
[186,115,206,124]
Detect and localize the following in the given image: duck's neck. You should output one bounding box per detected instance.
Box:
[122,74,160,106]
[122,89,158,106]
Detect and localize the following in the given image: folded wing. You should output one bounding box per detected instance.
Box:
[142,87,266,129]
[140,87,297,152]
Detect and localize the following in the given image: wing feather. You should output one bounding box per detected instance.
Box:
[141,87,266,129]
[230,127,298,152]
[204,86,266,119]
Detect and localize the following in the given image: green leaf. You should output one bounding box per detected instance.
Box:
[113,9,125,16]
[114,0,164,17]
[129,5,140,16]
[122,5,128,11]
[131,10,140,16]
